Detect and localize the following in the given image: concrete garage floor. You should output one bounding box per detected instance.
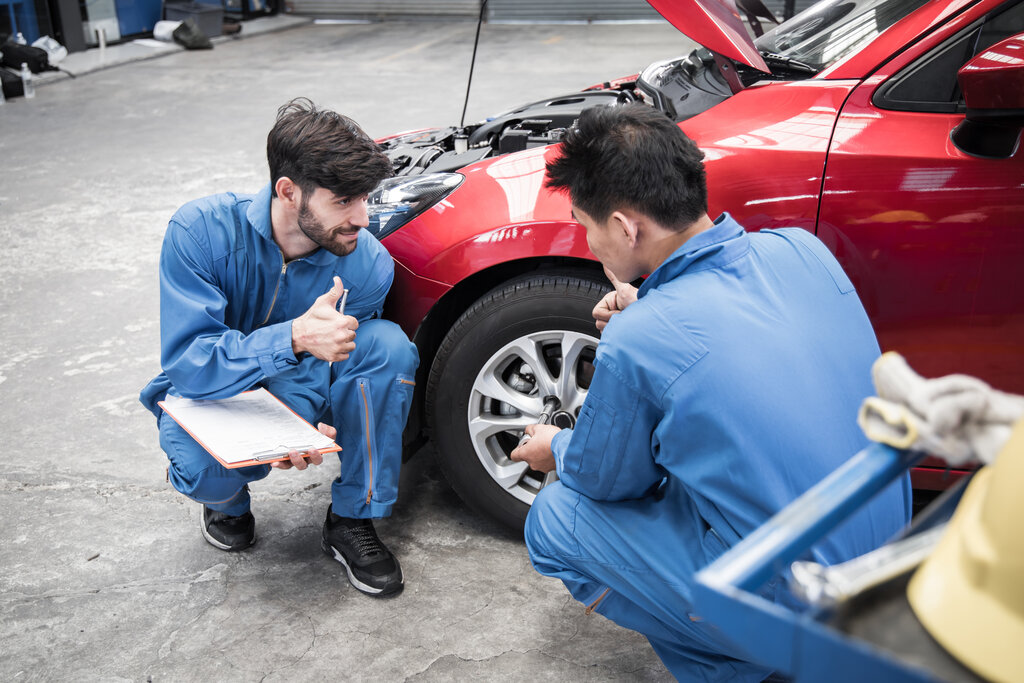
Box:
[0,16,698,682]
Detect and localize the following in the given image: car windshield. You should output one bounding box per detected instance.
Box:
[754,0,932,70]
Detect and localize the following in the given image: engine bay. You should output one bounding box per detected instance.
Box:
[378,48,795,178]
[379,88,638,177]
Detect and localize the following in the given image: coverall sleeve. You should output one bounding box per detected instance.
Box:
[159,221,298,400]
[551,361,664,501]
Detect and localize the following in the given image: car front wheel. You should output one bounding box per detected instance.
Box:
[426,273,607,530]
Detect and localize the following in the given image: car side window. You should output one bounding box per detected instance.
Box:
[875,0,1024,113]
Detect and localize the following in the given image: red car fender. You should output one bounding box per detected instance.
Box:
[681,78,860,230]
[385,217,592,337]
[384,145,589,276]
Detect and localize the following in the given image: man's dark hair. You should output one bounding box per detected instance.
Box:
[545,104,707,230]
[267,97,394,199]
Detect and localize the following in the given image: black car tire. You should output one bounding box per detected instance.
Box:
[426,273,607,530]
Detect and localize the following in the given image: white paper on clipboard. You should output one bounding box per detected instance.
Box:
[159,388,339,467]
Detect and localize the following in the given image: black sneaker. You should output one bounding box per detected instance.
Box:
[322,506,403,597]
[200,505,256,551]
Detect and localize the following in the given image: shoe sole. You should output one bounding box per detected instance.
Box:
[200,512,256,551]
[321,539,403,598]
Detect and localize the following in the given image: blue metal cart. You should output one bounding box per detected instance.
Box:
[694,444,982,682]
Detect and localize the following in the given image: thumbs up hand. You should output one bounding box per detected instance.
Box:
[292,276,359,362]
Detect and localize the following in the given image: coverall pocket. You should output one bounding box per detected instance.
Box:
[567,393,638,497]
[386,374,416,450]
[701,524,778,602]
[701,525,729,565]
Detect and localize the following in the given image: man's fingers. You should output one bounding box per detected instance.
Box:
[593,290,623,332]
[605,265,639,306]
[593,290,615,320]
[305,449,324,466]
[317,422,338,440]
[510,440,530,462]
[287,449,308,470]
[328,341,355,363]
[603,265,626,289]
[271,449,323,469]
[319,275,345,307]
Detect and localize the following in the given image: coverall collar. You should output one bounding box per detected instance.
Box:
[637,213,748,298]
[247,184,342,266]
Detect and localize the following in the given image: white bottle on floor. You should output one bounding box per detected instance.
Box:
[20,63,35,99]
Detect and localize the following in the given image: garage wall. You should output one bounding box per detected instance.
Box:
[287,0,817,23]
[486,0,659,22]
[287,0,479,19]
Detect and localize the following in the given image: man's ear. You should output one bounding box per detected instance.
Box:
[609,210,640,248]
[275,177,301,209]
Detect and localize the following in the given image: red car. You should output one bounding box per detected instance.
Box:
[366,0,1024,528]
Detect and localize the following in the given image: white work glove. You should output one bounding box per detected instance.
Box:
[857,352,1024,466]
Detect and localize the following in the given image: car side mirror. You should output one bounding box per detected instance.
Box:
[951,32,1024,158]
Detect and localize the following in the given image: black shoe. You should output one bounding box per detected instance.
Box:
[322,506,403,597]
[201,505,256,551]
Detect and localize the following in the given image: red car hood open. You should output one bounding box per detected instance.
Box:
[647,0,770,72]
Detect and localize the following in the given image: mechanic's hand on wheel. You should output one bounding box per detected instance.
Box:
[593,266,638,333]
[272,422,336,470]
[510,423,561,473]
[292,276,359,361]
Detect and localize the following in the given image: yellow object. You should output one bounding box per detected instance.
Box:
[907,419,1024,683]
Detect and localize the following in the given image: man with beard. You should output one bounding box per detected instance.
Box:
[140,98,418,598]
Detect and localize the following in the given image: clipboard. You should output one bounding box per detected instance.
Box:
[158,388,341,469]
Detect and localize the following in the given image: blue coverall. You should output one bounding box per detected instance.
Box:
[525,214,911,681]
[140,185,418,519]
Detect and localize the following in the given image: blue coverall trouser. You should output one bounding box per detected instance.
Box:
[158,319,418,519]
[525,481,774,682]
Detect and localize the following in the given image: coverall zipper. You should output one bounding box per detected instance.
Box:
[360,380,374,504]
[261,260,288,325]
[585,588,611,615]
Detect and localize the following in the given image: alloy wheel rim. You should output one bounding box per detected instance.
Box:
[467,329,598,505]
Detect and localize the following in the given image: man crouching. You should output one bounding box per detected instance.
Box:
[511,104,910,679]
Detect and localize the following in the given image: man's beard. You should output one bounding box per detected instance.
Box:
[298,200,358,257]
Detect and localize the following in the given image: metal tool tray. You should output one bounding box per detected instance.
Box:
[693,444,984,682]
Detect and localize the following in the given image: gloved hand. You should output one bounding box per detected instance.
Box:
[857,352,1024,466]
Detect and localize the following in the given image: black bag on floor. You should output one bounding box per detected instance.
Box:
[0,65,24,98]
[0,40,57,74]
[172,18,213,50]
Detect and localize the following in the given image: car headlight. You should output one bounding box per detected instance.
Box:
[366,173,464,240]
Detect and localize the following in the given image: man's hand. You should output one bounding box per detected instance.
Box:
[593,266,638,333]
[509,424,561,473]
[272,422,336,470]
[292,276,359,361]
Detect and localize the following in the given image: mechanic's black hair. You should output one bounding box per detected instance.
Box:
[268,97,393,200]
[545,103,707,230]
